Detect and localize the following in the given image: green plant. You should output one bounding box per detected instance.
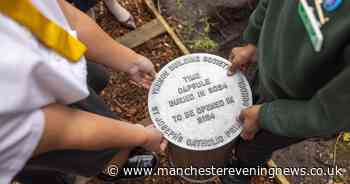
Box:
[176,0,183,9]
[188,36,218,50]
[199,17,211,34]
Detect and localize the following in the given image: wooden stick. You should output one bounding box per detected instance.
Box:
[267,160,291,184]
[144,0,190,55]
[115,19,166,48]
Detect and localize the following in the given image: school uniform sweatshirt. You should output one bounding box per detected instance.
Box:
[244,0,350,137]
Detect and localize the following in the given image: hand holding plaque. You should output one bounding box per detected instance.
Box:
[228,44,257,75]
[143,125,168,152]
[239,105,261,140]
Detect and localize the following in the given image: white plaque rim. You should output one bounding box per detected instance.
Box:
[148,53,252,151]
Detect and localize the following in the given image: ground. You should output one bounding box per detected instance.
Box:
[86,0,350,184]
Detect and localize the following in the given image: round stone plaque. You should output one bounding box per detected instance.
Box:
[148,53,252,151]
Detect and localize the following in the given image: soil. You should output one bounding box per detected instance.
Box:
[273,138,350,184]
[89,0,350,184]
[158,0,256,57]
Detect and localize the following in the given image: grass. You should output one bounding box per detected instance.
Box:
[188,36,218,50]
[176,0,183,9]
[200,17,211,34]
[181,16,218,50]
[328,134,350,184]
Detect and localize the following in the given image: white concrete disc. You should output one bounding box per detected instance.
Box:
[148,53,252,151]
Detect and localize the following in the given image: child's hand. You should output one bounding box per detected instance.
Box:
[228,44,257,75]
[127,56,156,89]
[239,105,261,140]
[142,125,168,152]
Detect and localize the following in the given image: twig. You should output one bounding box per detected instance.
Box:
[333,133,342,166]
[219,32,241,47]
[215,10,228,25]
[145,0,190,54]
[328,133,343,184]
[157,0,161,14]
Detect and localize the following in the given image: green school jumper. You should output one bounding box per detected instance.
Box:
[244,0,350,137]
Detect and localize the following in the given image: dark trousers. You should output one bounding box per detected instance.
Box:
[234,131,303,168]
[220,131,303,183]
[16,63,118,183]
[228,71,304,170]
